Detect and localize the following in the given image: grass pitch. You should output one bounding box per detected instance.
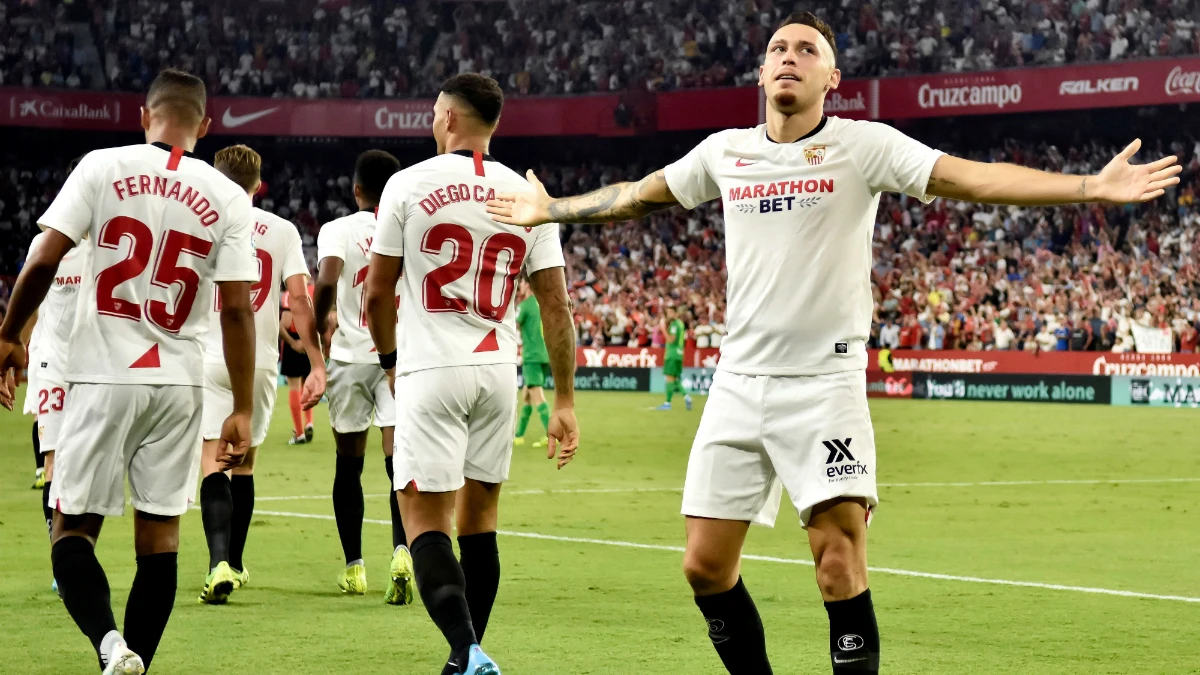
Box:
[2,390,1199,674]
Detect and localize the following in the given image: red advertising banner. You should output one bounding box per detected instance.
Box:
[0,89,634,138]
[871,349,1200,377]
[6,58,1200,136]
[875,57,1200,119]
[866,371,915,399]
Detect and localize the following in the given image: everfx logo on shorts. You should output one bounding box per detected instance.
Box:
[823,438,868,481]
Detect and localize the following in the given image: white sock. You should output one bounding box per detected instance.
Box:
[346,559,364,568]
[393,544,409,557]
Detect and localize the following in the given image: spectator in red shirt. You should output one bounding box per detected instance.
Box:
[1181,324,1199,353]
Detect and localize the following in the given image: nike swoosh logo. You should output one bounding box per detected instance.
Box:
[222,107,280,128]
[833,656,868,664]
[735,158,758,167]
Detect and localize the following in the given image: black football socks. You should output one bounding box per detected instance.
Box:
[228,475,255,571]
[413,531,478,671]
[124,552,178,671]
[42,481,54,537]
[52,536,118,668]
[32,419,43,466]
[825,589,880,673]
[383,456,407,549]
[332,454,366,564]
[440,532,502,675]
[694,577,773,675]
[199,473,232,569]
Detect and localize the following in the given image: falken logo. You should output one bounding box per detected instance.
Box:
[823,438,868,480]
[1058,77,1138,95]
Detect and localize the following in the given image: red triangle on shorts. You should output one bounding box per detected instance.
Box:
[129,344,161,368]
[473,329,499,353]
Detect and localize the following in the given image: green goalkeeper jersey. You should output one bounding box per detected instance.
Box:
[667,318,686,360]
[517,296,549,363]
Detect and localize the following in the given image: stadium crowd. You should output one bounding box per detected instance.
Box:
[4,0,1200,97]
[3,135,1200,353]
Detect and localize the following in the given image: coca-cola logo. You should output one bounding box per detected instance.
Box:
[373,106,434,131]
[918,82,1022,109]
[824,91,866,112]
[1164,66,1200,96]
[13,98,118,122]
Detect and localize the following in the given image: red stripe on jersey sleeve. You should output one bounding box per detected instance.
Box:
[166,146,184,171]
[473,151,485,177]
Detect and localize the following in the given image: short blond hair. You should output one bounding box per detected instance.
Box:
[214,144,262,193]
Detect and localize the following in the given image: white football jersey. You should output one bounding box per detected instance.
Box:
[204,207,309,369]
[37,143,258,387]
[664,117,942,376]
[317,210,401,364]
[373,151,566,375]
[25,233,91,381]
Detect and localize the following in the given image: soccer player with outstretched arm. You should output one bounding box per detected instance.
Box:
[0,69,259,674]
[365,73,579,675]
[486,12,1179,674]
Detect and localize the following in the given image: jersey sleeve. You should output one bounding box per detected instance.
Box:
[38,151,101,244]
[213,195,259,282]
[370,176,407,257]
[851,121,944,203]
[524,223,566,274]
[281,226,310,281]
[316,220,346,262]
[663,133,721,210]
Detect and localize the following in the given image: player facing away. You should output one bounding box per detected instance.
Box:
[513,277,553,447]
[656,304,693,411]
[197,145,327,604]
[486,12,1180,674]
[23,228,91,593]
[364,73,580,675]
[313,150,415,603]
[0,69,261,674]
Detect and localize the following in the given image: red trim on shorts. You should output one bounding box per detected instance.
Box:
[166,146,184,171]
[374,206,379,219]
[473,151,485,177]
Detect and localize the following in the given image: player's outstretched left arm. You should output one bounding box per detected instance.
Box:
[928,139,1181,206]
[529,266,579,468]
[0,230,73,410]
[364,252,402,394]
[285,274,327,410]
[217,280,255,469]
[486,169,679,226]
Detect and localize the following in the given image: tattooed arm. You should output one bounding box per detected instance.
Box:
[487,169,679,226]
[925,140,1180,206]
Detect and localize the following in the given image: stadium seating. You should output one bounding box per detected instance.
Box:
[3,0,1199,97]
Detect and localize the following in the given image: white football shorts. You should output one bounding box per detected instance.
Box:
[327,359,395,432]
[201,364,279,447]
[49,383,204,517]
[681,369,878,528]
[392,364,517,493]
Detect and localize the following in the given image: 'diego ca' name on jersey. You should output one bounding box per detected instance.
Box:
[371,150,565,374]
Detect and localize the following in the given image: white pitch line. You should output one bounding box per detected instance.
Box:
[253,509,1200,604]
[253,477,1200,502]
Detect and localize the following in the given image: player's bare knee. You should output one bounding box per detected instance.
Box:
[682,548,739,595]
[814,540,863,598]
[44,451,55,482]
[51,511,102,546]
[133,512,180,556]
[334,430,368,457]
[232,447,258,475]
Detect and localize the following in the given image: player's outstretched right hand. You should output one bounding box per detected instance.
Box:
[485,169,554,228]
[546,407,580,470]
[218,412,252,469]
[0,338,26,411]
